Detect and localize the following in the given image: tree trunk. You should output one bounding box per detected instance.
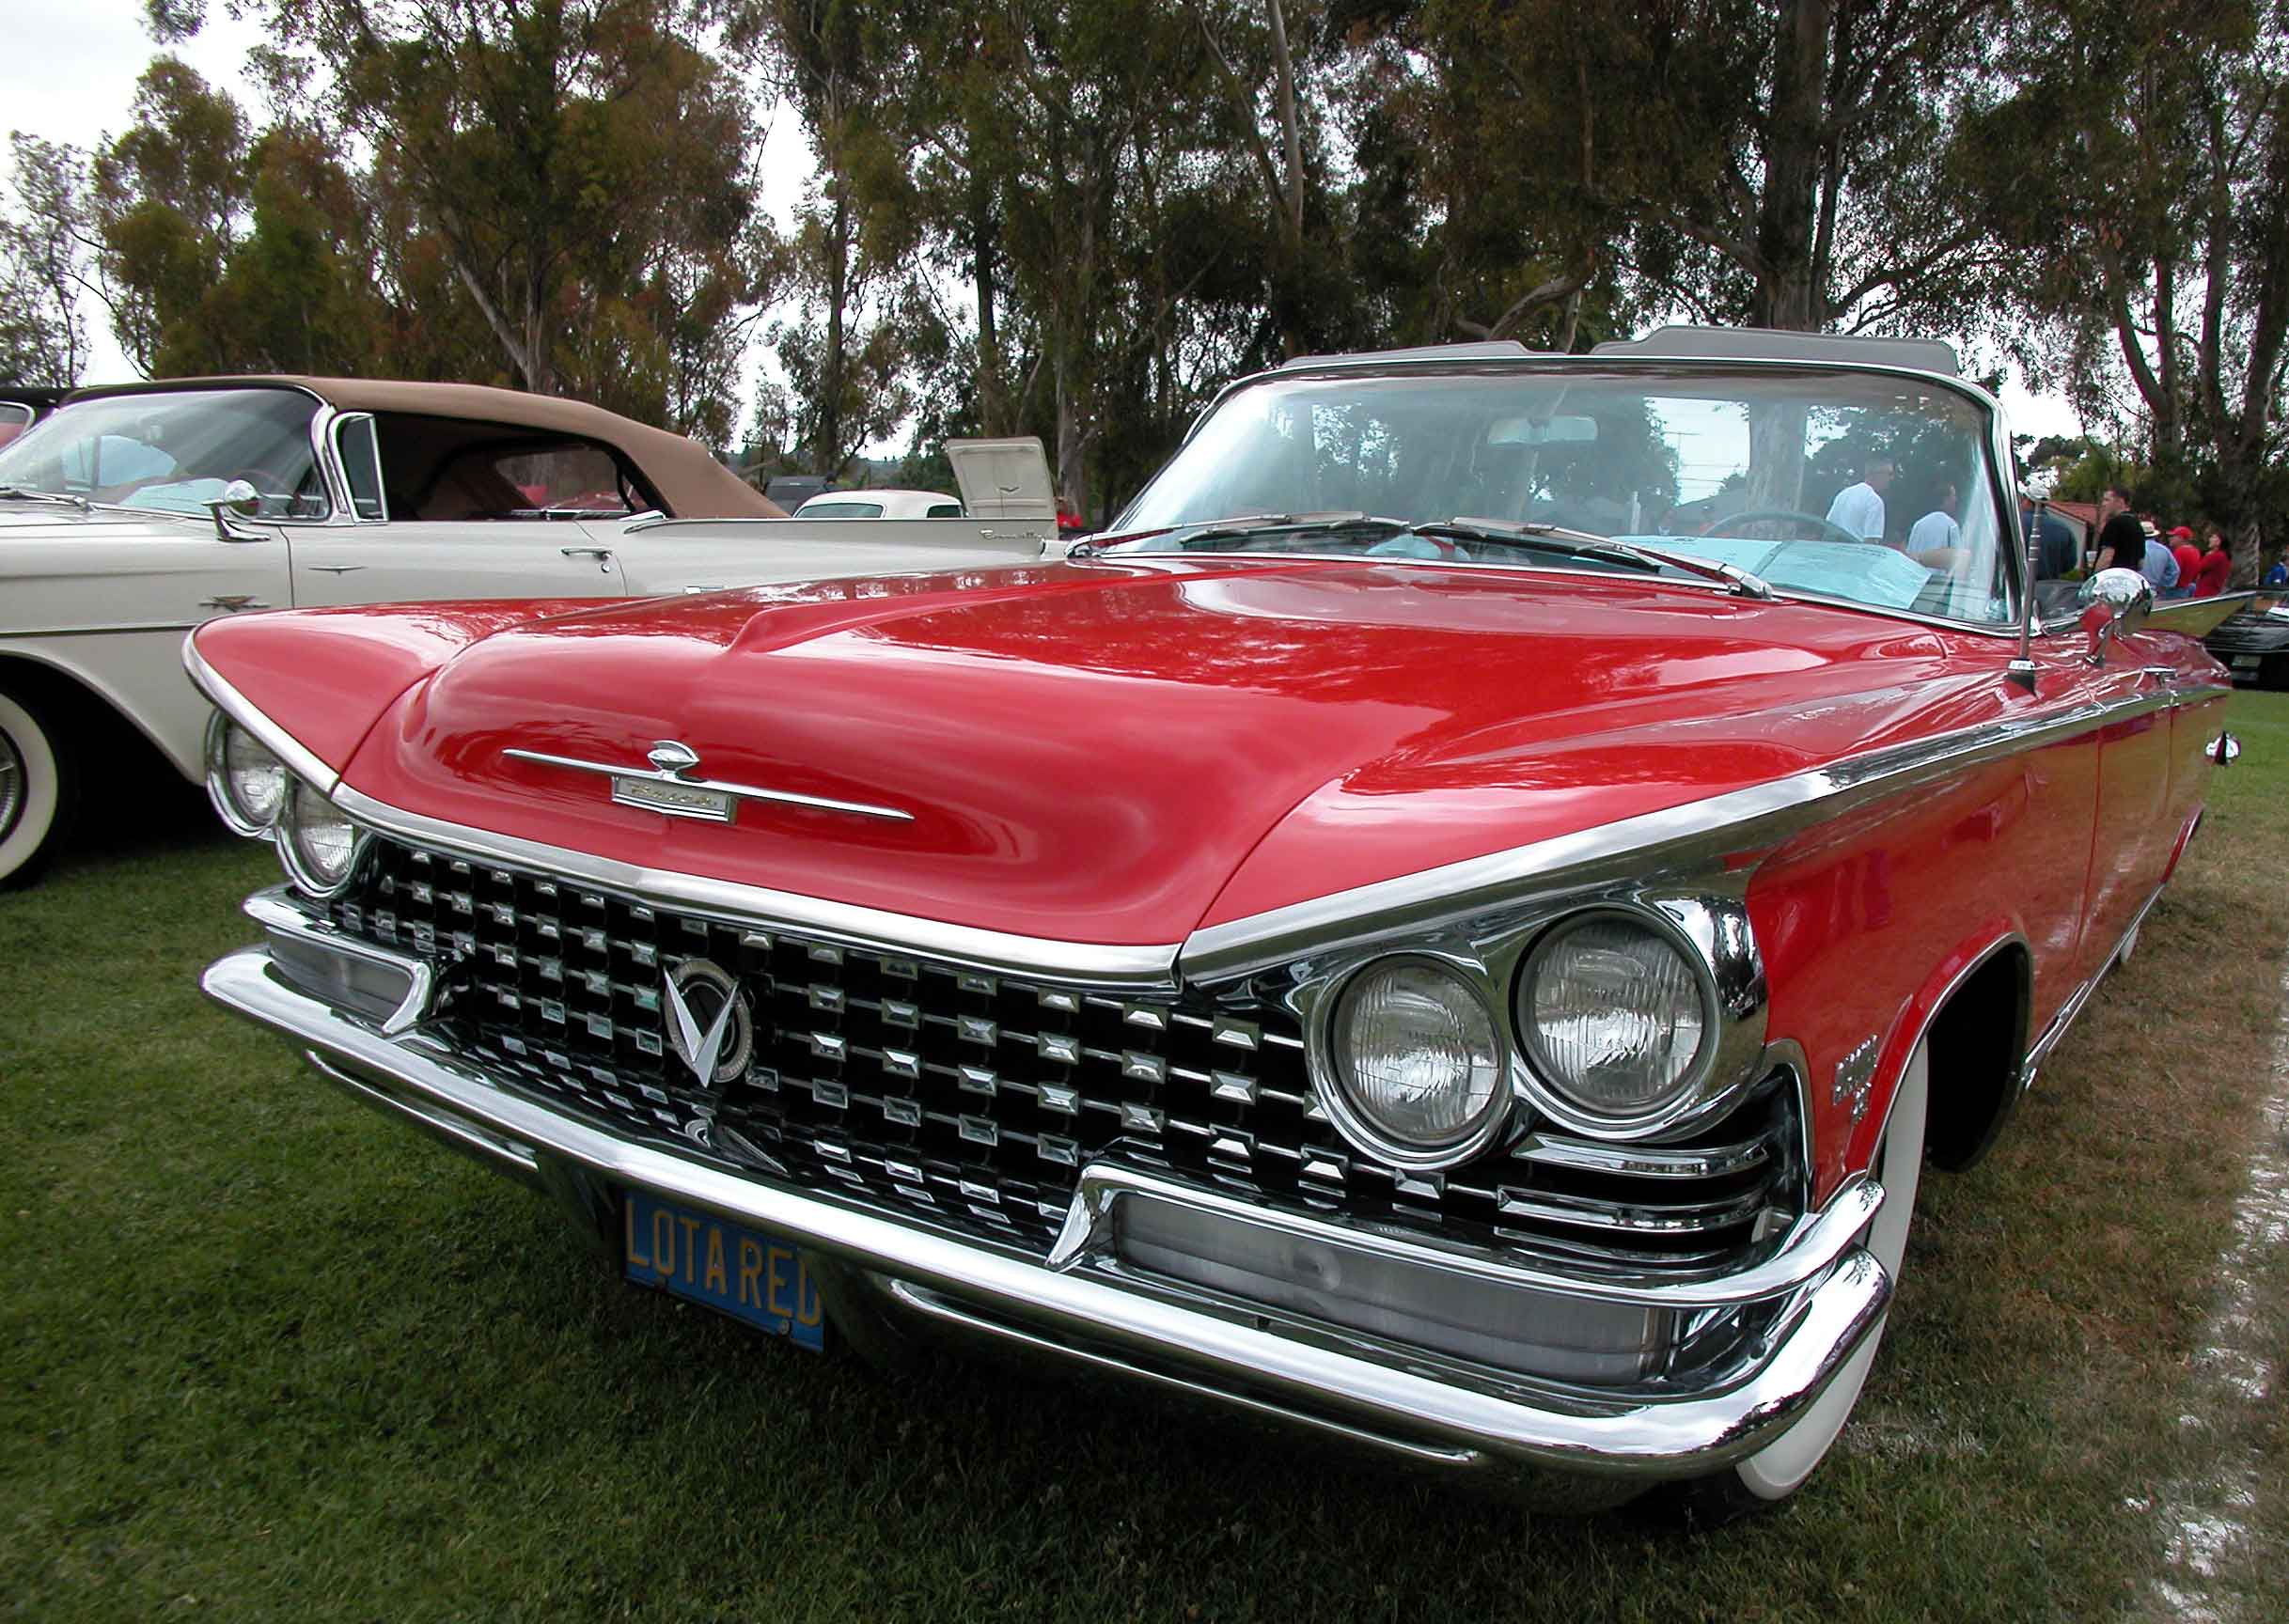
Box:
[1754,0,1830,331]
[2215,445,2268,586]
[2152,253,2183,468]
[971,167,1004,434]
[1055,342,1088,524]
[522,258,554,395]
[451,255,538,387]
[821,189,850,474]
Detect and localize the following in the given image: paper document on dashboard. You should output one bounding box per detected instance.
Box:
[1650,535,1932,609]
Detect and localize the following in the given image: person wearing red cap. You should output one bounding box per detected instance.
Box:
[2170,526,2202,599]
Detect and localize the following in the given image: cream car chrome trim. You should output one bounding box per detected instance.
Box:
[327,780,1180,987]
[6,619,206,637]
[325,411,388,523]
[1183,680,2205,981]
[182,635,340,794]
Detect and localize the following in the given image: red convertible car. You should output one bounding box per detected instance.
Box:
[192,330,2239,1516]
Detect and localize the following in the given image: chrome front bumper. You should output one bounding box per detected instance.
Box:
[201,938,1893,1486]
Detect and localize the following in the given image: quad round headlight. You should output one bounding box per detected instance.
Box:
[204,712,286,835]
[1515,912,1713,1126]
[276,774,366,897]
[1325,957,1508,1164]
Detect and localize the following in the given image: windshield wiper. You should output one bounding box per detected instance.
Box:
[1412,517,1773,601]
[1071,511,1411,560]
[0,484,91,512]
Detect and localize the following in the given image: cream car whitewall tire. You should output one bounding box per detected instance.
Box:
[0,686,75,888]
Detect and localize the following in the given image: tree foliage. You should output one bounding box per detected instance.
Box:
[1957,0,2289,575]
[0,0,2281,545]
[0,135,94,386]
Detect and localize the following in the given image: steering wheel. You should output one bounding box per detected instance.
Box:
[1702,508,1869,549]
[1366,534,1468,561]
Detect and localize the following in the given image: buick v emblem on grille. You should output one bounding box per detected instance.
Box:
[661,959,753,1088]
[503,742,914,824]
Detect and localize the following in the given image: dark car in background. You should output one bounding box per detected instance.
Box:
[2203,595,2289,687]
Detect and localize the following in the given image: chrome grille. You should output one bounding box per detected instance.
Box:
[334,837,1805,1266]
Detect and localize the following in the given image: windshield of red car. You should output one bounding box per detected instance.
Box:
[0,387,328,520]
[1110,364,2013,627]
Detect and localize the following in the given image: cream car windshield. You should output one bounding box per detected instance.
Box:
[1113,365,2014,626]
[0,387,328,520]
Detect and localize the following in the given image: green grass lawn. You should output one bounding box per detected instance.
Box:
[8,699,2289,1622]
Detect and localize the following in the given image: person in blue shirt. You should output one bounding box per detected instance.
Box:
[2138,523,2180,593]
[2267,557,2288,586]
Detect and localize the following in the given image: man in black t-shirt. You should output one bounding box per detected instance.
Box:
[2093,484,2146,575]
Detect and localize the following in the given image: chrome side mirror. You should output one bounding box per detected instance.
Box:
[2079,567,2155,666]
[205,478,263,541]
[2210,731,2241,767]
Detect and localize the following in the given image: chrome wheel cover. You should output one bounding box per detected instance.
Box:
[0,725,24,847]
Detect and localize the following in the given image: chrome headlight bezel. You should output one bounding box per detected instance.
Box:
[203,710,287,837]
[275,773,369,898]
[1293,891,1769,1162]
[1511,906,1723,1137]
[1309,952,1515,1171]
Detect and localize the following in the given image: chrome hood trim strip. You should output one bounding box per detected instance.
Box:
[327,780,1181,989]
[503,746,916,822]
[1183,679,2225,981]
[182,633,341,794]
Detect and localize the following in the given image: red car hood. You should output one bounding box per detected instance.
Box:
[205,558,1992,946]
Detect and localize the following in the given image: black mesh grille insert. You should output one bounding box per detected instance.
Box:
[332,837,1805,1266]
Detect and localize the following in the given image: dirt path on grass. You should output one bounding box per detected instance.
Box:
[2140,961,2289,1622]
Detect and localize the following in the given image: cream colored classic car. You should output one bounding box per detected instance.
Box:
[0,378,1061,885]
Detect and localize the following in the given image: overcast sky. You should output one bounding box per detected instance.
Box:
[7,0,2084,445]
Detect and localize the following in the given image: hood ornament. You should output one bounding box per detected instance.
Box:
[504,741,914,824]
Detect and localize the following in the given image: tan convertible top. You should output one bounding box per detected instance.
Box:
[69,375,786,519]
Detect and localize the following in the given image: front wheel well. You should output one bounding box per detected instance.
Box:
[1920,942,2033,1173]
[0,654,176,788]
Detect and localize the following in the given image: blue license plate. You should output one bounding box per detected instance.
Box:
[622,1190,825,1351]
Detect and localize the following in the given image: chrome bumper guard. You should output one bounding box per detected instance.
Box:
[202,917,1893,1484]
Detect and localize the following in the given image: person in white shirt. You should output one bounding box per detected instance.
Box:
[1824,457,1893,543]
[1906,483,1961,557]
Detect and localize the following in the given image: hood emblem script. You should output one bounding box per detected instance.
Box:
[504,742,913,824]
[662,959,753,1087]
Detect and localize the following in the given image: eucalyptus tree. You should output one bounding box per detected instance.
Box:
[1959,0,2289,575]
[1356,0,2008,338]
[169,0,773,432]
[0,136,94,386]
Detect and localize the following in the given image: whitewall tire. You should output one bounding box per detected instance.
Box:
[1674,1042,1928,1519]
[0,686,75,888]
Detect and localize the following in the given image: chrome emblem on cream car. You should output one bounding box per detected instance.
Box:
[504,743,913,823]
[662,959,752,1088]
